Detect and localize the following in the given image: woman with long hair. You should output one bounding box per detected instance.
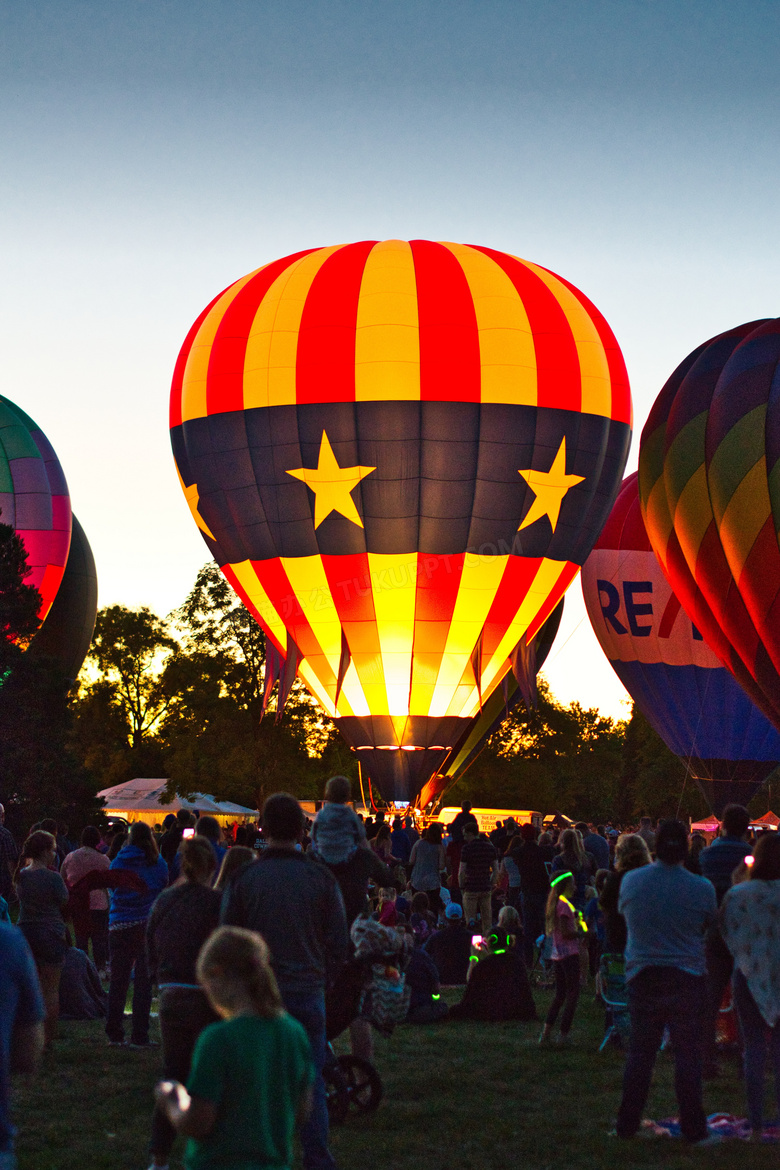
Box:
[721,833,780,1138]
[146,836,221,1169]
[215,846,256,891]
[371,823,400,866]
[550,828,590,909]
[106,820,168,1048]
[539,872,584,1045]
[15,830,68,1046]
[599,833,652,955]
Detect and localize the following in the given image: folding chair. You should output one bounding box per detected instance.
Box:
[597,952,630,1051]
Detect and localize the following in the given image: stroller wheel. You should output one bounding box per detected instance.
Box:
[337,1055,383,1113]
[323,1059,350,1124]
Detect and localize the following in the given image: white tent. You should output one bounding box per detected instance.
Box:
[96,779,256,826]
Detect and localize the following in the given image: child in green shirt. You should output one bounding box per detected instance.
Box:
[155,926,314,1170]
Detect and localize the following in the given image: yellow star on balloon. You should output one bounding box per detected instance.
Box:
[287,431,376,529]
[517,437,585,533]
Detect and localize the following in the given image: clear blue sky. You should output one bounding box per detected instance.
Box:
[2,1,779,717]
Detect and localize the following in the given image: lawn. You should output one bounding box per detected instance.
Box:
[12,986,778,1170]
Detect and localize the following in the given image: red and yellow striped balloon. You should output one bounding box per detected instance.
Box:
[171,240,631,802]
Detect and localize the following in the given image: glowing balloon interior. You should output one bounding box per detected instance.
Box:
[171,239,631,801]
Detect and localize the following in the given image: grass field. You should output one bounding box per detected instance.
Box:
[12,985,779,1170]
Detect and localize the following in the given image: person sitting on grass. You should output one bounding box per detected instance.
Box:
[155,925,314,1170]
[403,929,449,1024]
[538,871,585,1046]
[449,926,537,1022]
[424,902,472,985]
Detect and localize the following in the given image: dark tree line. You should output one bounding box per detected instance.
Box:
[0,536,756,834]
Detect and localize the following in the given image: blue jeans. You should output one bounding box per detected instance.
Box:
[616,966,707,1142]
[280,986,336,1170]
[733,968,780,1132]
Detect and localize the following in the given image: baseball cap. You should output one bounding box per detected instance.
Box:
[445,902,463,919]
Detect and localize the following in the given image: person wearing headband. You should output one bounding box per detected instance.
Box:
[539,872,585,1045]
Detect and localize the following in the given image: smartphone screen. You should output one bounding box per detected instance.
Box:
[182,827,195,839]
[745,855,755,867]
[471,934,483,946]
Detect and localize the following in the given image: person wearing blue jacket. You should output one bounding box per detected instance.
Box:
[105,821,168,1048]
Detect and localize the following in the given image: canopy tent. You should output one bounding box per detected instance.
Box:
[97,779,257,827]
[690,817,720,834]
[543,811,574,829]
[752,810,780,827]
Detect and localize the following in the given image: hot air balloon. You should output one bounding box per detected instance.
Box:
[0,395,71,623]
[416,599,566,808]
[29,515,98,681]
[583,474,780,813]
[639,319,780,733]
[170,240,631,803]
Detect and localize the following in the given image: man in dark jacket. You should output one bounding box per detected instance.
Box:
[221,793,348,1170]
[511,824,550,967]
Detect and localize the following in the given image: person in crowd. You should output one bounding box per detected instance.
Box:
[511,825,550,968]
[613,819,718,1145]
[403,816,419,846]
[499,835,522,910]
[636,816,656,854]
[221,793,348,1170]
[159,810,194,873]
[423,902,471,985]
[106,821,168,1048]
[409,823,447,915]
[0,804,19,908]
[699,803,752,1078]
[582,824,610,871]
[107,831,128,861]
[459,823,497,932]
[195,817,227,873]
[489,820,508,854]
[409,891,436,941]
[685,832,706,875]
[214,846,256,891]
[403,933,448,1024]
[721,832,780,1138]
[377,888,398,927]
[389,817,411,867]
[599,834,652,955]
[550,828,590,909]
[14,830,69,1047]
[58,946,107,1021]
[371,823,400,866]
[0,919,44,1167]
[449,926,537,1022]
[585,870,608,977]
[448,802,477,843]
[155,925,314,1170]
[538,872,584,1045]
[536,831,556,864]
[147,836,222,1170]
[60,826,110,975]
[310,776,366,865]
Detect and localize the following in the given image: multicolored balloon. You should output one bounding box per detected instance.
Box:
[171,240,631,802]
[583,473,780,812]
[0,395,71,622]
[639,319,780,732]
[30,515,97,681]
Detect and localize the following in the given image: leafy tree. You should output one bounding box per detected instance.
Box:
[0,519,43,678]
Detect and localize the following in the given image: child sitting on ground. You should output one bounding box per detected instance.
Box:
[155,926,314,1170]
[309,775,367,865]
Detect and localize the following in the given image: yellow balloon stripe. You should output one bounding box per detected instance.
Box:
[441,242,538,407]
[181,266,265,422]
[243,246,345,410]
[366,552,418,715]
[717,456,769,585]
[522,260,613,420]
[470,558,573,715]
[428,554,508,719]
[298,660,338,718]
[278,554,365,718]
[355,240,421,402]
[228,560,288,655]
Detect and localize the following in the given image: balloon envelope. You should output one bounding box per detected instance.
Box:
[639,319,780,733]
[30,514,98,681]
[171,240,631,801]
[0,395,71,622]
[583,473,780,813]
